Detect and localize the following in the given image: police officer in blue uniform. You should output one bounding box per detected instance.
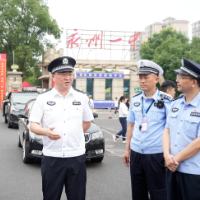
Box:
[163,58,200,200]
[123,60,171,200]
[30,56,94,200]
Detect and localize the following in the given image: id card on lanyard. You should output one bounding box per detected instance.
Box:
[141,97,155,132]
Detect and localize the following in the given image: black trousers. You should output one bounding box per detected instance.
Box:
[166,168,200,200]
[130,150,167,200]
[41,154,86,200]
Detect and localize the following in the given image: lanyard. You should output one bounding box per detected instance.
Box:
[142,97,155,117]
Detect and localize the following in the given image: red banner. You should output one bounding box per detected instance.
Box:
[0,54,7,110]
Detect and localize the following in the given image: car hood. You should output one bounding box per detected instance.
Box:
[86,123,101,134]
[12,104,25,110]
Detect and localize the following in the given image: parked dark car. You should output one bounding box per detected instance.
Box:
[18,99,105,163]
[5,92,39,128]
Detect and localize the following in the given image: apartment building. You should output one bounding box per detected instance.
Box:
[145,17,189,39]
[192,20,200,38]
[130,17,189,62]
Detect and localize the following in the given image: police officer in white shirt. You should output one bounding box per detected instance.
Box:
[30,56,94,200]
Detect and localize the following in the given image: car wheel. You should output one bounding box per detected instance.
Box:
[22,137,34,163]
[18,131,22,147]
[91,156,104,163]
[5,114,8,123]
[7,117,12,128]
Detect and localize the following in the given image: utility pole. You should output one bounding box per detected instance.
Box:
[13,51,14,64]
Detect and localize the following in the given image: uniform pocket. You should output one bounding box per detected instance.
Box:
[183,118,199,139]
[132,107,142,123]
[43,107,58,122]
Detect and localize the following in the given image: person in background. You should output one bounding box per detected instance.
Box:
[160,80,176,99]
[125,97,130,109]
[113,96,128,143]
[111,97,119,114]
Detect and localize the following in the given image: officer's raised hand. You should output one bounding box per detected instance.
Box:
[46,127,61,140]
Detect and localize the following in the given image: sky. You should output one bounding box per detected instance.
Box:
[46,0,200,62]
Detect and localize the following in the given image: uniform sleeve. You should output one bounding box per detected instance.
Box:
[164,99,172,118]
[82,95,94,122]
[198,123,200,137]
[127,99,135,123]
[29,95,44,123]
[165,115,171,129]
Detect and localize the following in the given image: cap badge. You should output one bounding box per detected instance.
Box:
[140,61,144,67]
[63,58,68,65]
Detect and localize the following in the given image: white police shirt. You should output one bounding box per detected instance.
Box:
[29,87,94,158]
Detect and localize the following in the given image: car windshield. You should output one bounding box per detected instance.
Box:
[12,94,38,104]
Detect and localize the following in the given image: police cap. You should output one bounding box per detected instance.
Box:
[174,57,200,81]
[137,60,163,76]
[48,56,76,74]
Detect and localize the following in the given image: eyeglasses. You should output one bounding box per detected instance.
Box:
[176,74,192,81]
[54,73,73,77]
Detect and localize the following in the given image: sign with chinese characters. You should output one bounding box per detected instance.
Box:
[76,72,124,79]
[0,54,7,110]
[66,29,141,51]
[134,88,142,93]
[93,100,115,108]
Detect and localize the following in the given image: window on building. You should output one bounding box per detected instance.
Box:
[123,79,130,99]
[105,79,112,100]
[72,79,76,88]
[86,79,93,97]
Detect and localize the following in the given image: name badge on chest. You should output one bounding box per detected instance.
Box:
[139,121,148,132]
[190,112,200,117]
[72,101,81,106]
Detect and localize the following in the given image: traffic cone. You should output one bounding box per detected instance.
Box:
[108,110,112,119]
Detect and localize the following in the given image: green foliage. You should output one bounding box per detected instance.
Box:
[140,27,200,86]
[0,0,62,86]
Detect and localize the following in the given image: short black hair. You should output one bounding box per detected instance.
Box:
[160,80,176,92]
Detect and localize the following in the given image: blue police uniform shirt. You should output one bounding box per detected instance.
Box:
[127,89,172,154]
[165,92,200,175]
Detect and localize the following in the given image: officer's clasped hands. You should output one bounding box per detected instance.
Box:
[46,127,61,140]
[164,154,179,172]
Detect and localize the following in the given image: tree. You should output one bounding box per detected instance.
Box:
[0,0,62,85]
[140,27,200,84]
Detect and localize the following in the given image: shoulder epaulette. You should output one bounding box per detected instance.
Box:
[173,95,184,101]
[74,88,86,94]
[159,91,173,101]
[132,92,142,98]
[40,88,52,95]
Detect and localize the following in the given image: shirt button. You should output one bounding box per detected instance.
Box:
[181,120,182,122]
[185,108,187,110]
[64,121,65,123]
[63,146,65,148]
[64,134,65,136]
[175,145,177,146]
[64,109,65,111]
[141,142,143,144]
[177,132,179,134]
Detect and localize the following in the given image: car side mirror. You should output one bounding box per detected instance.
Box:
[18,111,28,119]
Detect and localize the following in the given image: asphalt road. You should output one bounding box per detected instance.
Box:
[0,113,132,200]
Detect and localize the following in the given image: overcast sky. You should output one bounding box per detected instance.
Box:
[47,0,200,61]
